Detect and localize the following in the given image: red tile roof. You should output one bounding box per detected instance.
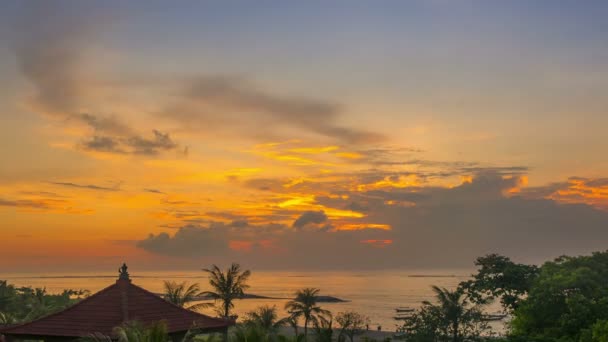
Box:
[0,279,232,338]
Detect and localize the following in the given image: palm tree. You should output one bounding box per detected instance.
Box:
[0,311,16,324]
[163,281,210,311]
[201,263,251,319]
[243,305,286,336]
[422,286,484,342]
[112,320,169,342]
[311,313,333,342]
[284,288,330,340]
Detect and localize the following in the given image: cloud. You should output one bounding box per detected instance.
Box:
[12,4,182,157]
[49,181,121,191]
[162,76,384,144]
[137,169,608,269]
[0,197,91,214]
[143,188,166,195]
[81,130,179,155]
[292,210,328,229]
[137,224,230,258]
[523,176,608,209]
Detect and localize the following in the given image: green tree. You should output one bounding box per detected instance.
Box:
[284,288,330,340]
[112,320,170,342]
[461,254,538,312]
[402,286,487,342]
[243,305,286,336]
[163,281,210,311]
[510,251,608,341]
[335,311,370,342]
[311,313,333,342]
[591,320,608,342]
[201,263,251,319]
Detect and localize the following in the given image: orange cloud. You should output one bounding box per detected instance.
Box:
[339,223,391,231]
[360,239,393,248]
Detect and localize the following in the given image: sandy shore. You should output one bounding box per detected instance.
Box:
[276,326,395,341]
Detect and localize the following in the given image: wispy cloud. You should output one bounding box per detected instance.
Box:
[49,181,121,191]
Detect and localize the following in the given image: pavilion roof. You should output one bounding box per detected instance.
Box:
[0,266,231,338]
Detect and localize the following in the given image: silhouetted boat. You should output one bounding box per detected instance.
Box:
[395,307,415,313]
[481,313,507,321]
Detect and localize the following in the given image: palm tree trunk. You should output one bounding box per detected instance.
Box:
[452,321,459,342]
[304,317,309,340]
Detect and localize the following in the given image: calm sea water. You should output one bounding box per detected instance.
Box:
[4,269,480,332]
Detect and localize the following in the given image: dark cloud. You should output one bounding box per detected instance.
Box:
[292,210,328,229]
[0,196,90,214]
[80,129,179,155]
[162,76,384,144]
[81,136,124,154]
[138,170,608,269]
[143,188,166,195]
[12,4,181,157]
[0,198,55,209]
[137,225,230,258]
[49,181,120,191]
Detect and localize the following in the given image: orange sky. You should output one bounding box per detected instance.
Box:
[2,1,608,271]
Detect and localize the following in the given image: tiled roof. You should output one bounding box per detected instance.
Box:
[0,279,232,338]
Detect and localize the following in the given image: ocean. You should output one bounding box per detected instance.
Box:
[4,269,480,332]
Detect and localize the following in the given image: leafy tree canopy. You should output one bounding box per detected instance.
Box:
[461,254,538,312]
[510,251,608,342]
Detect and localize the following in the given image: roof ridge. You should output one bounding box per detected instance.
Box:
[128,282,232,325]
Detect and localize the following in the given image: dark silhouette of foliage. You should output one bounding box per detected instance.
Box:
[163,281,211,311]
[201,263,251,319]
[335,311,370,342]
[461,254,538,312]
[0,280,88,323]
[242,305,287,339]
[401,286,488,342]
[285,288,330,340]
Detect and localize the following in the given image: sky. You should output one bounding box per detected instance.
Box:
[1,0,608,272]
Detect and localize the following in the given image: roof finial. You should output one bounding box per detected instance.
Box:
[118,263,130,280]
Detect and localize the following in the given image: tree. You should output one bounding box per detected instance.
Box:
[510,251,608,341]
[112,320,169,342]
[335,311,370,342]
[591,320,608,342]
[201,263,251,319]
[284,288,330,340]
[163,281,210,311]
[401,286,487,342]
[461,254,538,312]
[243,305,286,336]
[311,313,333,342]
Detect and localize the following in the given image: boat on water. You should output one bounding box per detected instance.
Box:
[481,313,507,321]
[393,315,414,321]
[395,307,415,313]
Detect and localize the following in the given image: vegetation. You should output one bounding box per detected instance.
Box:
[335,311,370,342]
[0,280,88,323]
[201,263,251,319]
[509,251,608,341]
[113,321,170,342]
[285,288,331,340]
[397,250,608,342]
[243,305,286,337]
[400,286,488,342]
[311,313,334,342]
[163,281,210,311]
[6,252,608,342]
[461,254,539,312]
